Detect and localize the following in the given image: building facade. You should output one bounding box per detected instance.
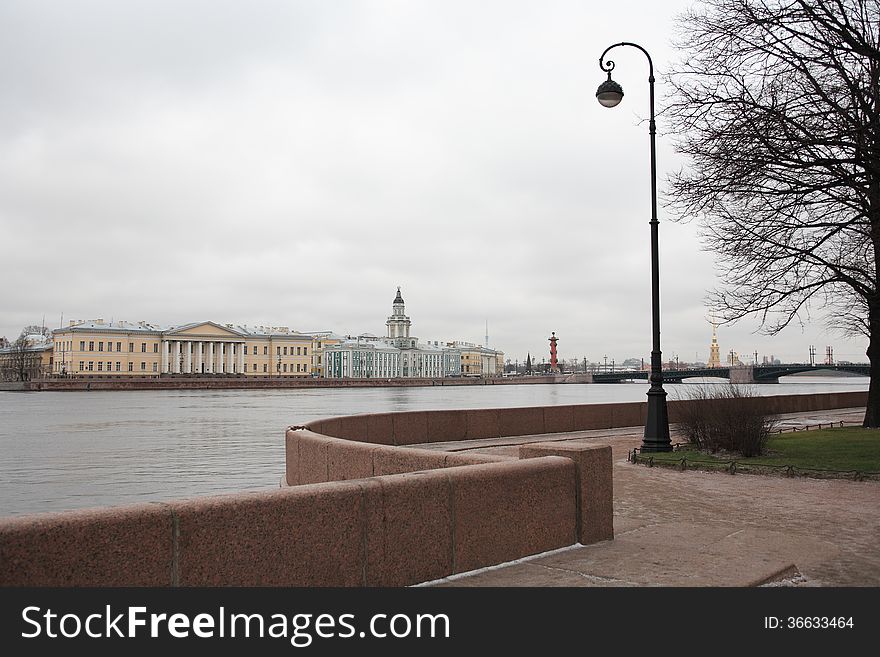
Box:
[49,319,321,377]
[16,288,503,380]
[451,342,503,377]
[323,288,502,379]
[0,334,53,381]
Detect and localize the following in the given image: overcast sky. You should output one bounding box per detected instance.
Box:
[0,0,868,365]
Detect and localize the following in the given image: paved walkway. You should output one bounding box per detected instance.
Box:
[424,408,880,587]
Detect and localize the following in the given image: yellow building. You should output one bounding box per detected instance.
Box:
[50,319,318,377]
[307,331,345,377]
[460,347,481,376]
[453,342,504,378]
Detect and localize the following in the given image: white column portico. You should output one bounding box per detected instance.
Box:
[196,342,203,374]
[173,341,181,374]
[162,341,170,374]
[185,342,193,374]
[207,342,214,374]
[227,342,235,373]
[238,343,245,374]
[217,342,225,373]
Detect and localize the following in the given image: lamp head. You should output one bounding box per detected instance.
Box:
[596,74,624,108]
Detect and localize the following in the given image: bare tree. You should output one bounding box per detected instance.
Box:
[665,0,880,426]
[3,336,38,381]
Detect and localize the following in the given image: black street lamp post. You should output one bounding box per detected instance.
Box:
[597,41,671,452]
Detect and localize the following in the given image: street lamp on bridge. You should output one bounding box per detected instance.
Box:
[597,41,671,453]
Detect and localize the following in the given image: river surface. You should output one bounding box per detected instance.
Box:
[0,377,868,516]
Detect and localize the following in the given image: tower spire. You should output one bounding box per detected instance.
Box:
[387,286,412,343]
[707,316,721,369]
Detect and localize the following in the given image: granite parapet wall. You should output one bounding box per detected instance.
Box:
[304,391,868,446]
[0,458,578,587]
[286,428,506,486]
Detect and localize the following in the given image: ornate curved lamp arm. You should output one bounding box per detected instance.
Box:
[599,41,654,78]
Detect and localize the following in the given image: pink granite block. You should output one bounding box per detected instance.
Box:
[284,428,300,486]
[426,410,468,443]
[499,406,545,437]
[667,399,685,424]
[361,472,454,586]
[787,395,805,412]
[366,413,395,445]
[543,405,576,433]
[520,444,613,545]
[752,397,775,417]
[173,484,365,586]
[571,403,610,430]
[315,417,343,438]
[449,458,577,573]
[329,415,370,441]
[306,420,326,435]
[327,440,375,481]
[392,411,429,445]
[610,402,645,428]
[372,445,447,476]
[463,408,501,440]
[769,396,789,414]
[297,434,330,484]
[0,504,173,586]
[443,452,508,467]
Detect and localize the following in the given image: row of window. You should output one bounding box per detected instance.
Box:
[274,346,308,356]
[240,345,311,356]
[246,363,309,373]
[78,361,157,372]
[72,361,313,374]
[74,340,157,353]
[67,341,311,357]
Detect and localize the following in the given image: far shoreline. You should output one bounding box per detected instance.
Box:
[1,374,572,392]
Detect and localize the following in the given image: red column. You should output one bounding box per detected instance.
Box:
[549,332,559,373]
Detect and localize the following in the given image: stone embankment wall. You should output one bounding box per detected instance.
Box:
[22,375,563,391]
[298,390,868,450]
[0,391,864,586]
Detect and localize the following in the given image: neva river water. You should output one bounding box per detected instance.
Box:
[0,377,868,517]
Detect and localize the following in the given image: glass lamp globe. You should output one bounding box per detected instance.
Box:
[596,78,624,108]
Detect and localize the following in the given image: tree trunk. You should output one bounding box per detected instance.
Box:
[864,306,880,427]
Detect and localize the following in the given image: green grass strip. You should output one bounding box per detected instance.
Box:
[642,427,880,474]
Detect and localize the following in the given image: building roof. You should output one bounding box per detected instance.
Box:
[61,319,166,333]
[54,319,315,340]
[0,341,53,355]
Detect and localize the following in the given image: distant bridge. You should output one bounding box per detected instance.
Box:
[591,363,870,384]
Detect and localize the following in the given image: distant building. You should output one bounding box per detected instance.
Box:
[19,289,503,380]
[48,319,330,377]
[0,333,53,381]
[323,288,503,379]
